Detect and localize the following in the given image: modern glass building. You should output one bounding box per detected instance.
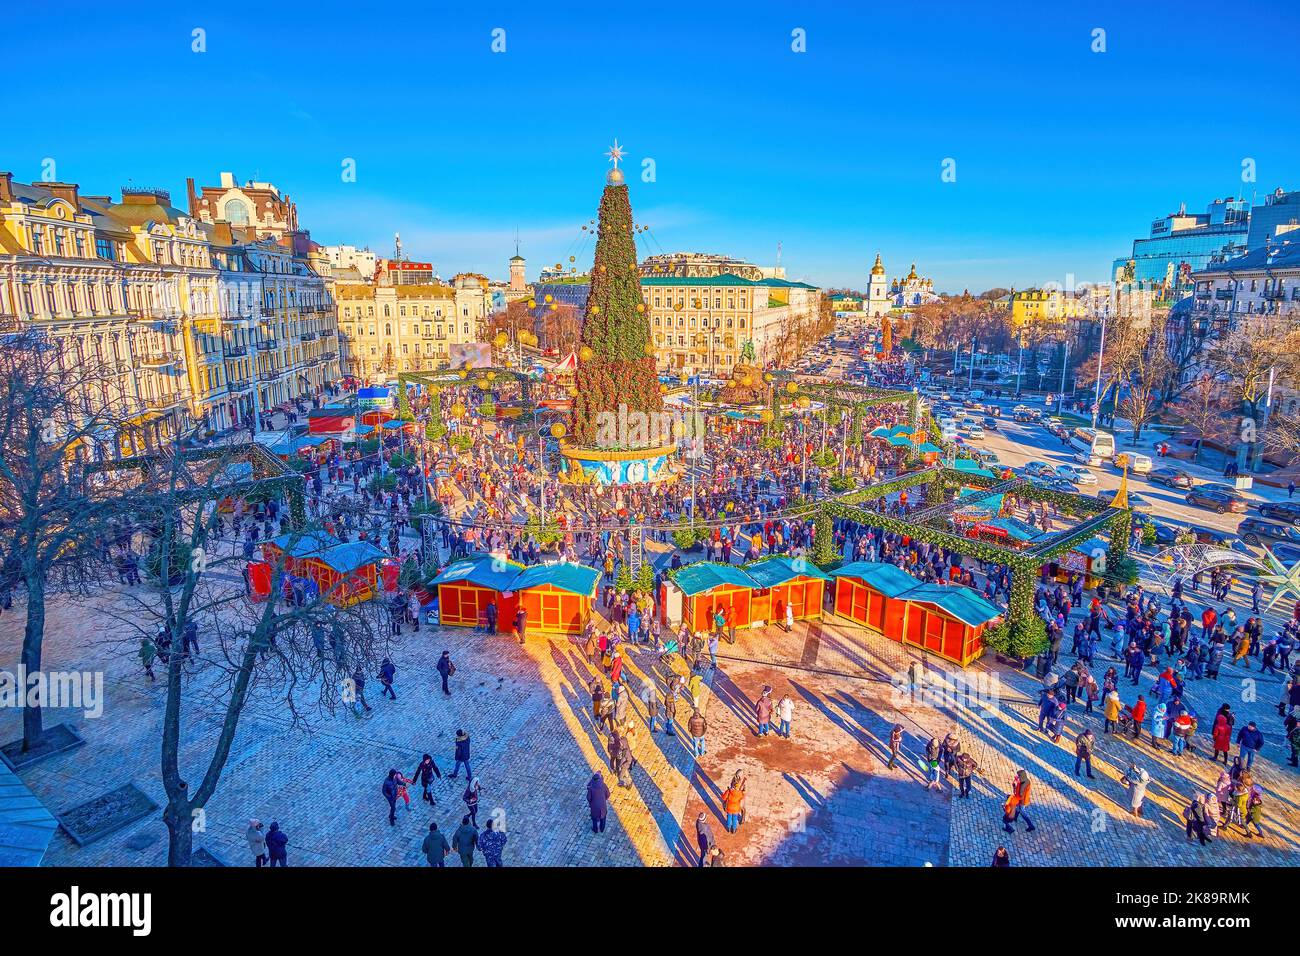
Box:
[1245,188,1300,250]
[1111,197,1249,289]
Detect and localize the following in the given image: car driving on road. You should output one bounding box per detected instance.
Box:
[1184,485,1249,514]
[1148,467,1194,489]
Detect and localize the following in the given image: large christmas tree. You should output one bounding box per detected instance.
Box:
[571,163,663,446]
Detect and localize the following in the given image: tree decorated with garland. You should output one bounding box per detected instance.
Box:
[571,149,663,446]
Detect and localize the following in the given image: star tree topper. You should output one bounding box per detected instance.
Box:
[605,139,626,184]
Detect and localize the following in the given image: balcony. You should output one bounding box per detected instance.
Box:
[300,331,318,342]
[146,395,185,411]
[257,339,278,351]
[223,345,248,358]
[1215,290,1234,300]
[1264,289,1286,301]
[227,378,252,392]
[139,351,183,368]
[259,369,280,382]
[261,306,277,317]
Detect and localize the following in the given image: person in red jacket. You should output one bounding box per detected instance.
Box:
[1211,704,1234,764]
[1129,695,1148,741]
[1201,607,1217,641]
[1002,769,1036,833]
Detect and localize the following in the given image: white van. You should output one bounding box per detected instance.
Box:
[1118,452,1153,474]
[940,422,958,442]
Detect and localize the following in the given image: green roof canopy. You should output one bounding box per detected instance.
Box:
[509,562,600,597]
[744,556,832,588]
[829,561,920,597]
[672,562,759,596]
[431,555,526,591]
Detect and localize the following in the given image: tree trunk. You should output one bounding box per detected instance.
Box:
[164,800,194,866]
[20,575,45,752]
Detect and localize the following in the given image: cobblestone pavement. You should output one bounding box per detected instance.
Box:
[3,569,1300,866]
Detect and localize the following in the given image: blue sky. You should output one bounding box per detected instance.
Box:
[3,0,1296,292]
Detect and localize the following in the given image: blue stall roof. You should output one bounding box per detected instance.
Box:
[0,761,58,867]
[744,556,832,588]
[901,583,1003,627]
[981,516,1047,542]
[829,561,920,597]
[509,562,600,596]
[672,562,759,596]
[951,459,996,478]
[266,530,342,557]
[318,540,388,575]
[431,555,526,591]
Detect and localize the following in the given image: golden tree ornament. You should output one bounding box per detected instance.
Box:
[786,381,798,393]
[578,345,594,362]
[550,422,567,439]
[544,294,553,303]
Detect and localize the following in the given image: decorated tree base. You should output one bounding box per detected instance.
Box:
[559,440,678,485]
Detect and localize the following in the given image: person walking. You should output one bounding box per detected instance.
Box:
[351,665,372,715]
[695,812,715,867]
[479,812,507,867]
[450,730,472,780]
[923,737,943,791]
[954,751,978,798]
[1002,770,1036,833]
[888,723,904,770]
[378,657,397,701]
[139,638,156,682]
[412,753,442,804]
[265,821,288,867]
[246,819,267,867]
[1074,728,1096,779]
[1183,795,1210,846]
[1236,721,1264,769]
[382,769,401,826]
[688,708,707,757]
[514,606,528,645]
[755,686,774,737]
[587,772,611,834]
[421,822,450,866]
[1123,764,1150,817]
[642,681,660,733]
[436,650,455,696]
[777,694,794,738]
[721,780,745,833]
[462,777,481,827]
[451,816,478,867]
[662,682,678,737]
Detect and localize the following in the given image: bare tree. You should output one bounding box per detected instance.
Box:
[1104,315,1175,442]
[104,445,387,865]
[0,330,137,753]
[1204,317,1300,470]
[1167,373,1232,463]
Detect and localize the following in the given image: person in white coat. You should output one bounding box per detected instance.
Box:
[784,602,795,634]
[1124,764,1150,817]
[777,695,794,738]
[246,818,267,867]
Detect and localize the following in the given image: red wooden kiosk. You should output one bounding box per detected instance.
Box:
[260,530,344,576]
[663,562,760,632]
[430,555,525,630]
[831,561,1002,666]
[509,562,600,636]
[744,556,831,624]
[302,541,389,607]
[831,561,919,635]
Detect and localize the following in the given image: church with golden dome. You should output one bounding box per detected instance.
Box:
[865,252,890,317]
[889,260,939,309]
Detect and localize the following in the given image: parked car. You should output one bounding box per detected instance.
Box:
[1187,526,1251,555]
[982,416,999,430]
[966,425,986,440]
[1023,460,1054,478]
[1238,517,1300,549]
[1148,467,1194,490]
[1148,521,1182,547]
[1268,542,1300,564]
[1185,485,1249,514]
[1257,501,1300,525]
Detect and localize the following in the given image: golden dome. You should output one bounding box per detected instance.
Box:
[906,262,918,281]
[870,252,885,276]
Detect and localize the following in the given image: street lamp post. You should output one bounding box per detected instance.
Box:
[967,338,976,391]
[1057,338,1070,416]
[1090,314,1107,431]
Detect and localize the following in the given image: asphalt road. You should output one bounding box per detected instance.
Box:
[814,334,1293,551]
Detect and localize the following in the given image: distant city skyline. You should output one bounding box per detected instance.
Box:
[3,0,1296,292]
